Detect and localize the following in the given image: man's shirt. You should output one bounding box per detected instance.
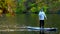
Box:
[38,11,47,20]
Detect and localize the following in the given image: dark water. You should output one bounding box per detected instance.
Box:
[0,31,39,34]
[0,14,59,34]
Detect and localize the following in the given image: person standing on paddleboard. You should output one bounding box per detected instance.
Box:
[38,8,47,28]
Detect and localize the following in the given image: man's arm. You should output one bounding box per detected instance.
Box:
[43,12,47,20]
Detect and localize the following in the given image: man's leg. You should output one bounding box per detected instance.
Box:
[40,20,44,34]
[40,20,44,28]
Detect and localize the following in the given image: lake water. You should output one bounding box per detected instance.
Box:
[0,14,59,34]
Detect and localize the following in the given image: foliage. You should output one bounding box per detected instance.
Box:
[0,0,60,14]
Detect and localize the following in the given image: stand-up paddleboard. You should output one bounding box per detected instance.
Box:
[0,26,57,32]
[26,26,57,31]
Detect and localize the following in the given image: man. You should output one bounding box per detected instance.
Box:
[38,9,47,28]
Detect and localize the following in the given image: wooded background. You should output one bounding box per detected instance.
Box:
[0,0,60,14]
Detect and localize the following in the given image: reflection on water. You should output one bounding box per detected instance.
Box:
[0,31,39,34]
[0,14,59,34]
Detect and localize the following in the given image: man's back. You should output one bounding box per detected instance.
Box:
[39,11,46,20]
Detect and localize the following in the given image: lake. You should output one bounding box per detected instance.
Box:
[0,14,59,34]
